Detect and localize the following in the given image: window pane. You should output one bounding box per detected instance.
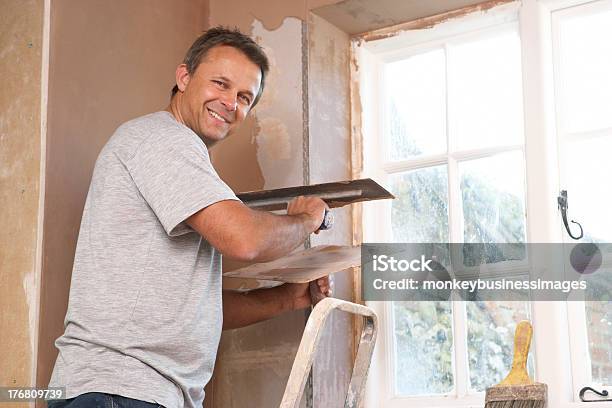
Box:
[449,31,524,150]
[385,49,446,160]
[393,301,454,395]
[389,166,449,242]
[586,300,612,385]
[561,136,612,242]
[460,151,526,264]
[558,8,612,132]
[466,301,535,392]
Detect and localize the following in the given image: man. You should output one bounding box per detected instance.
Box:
[48,27,331,408]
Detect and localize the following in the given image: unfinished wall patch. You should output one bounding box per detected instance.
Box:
[257,118,292,160]
[251,17,304,189]
[209,0,307,32]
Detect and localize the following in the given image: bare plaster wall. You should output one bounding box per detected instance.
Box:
[37,0,208,397]
[0,0,44,403]
[307,13,354,408]
[209,9,310,408]
[208,1,354,407]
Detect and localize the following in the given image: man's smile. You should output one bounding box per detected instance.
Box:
[207,107,230,123]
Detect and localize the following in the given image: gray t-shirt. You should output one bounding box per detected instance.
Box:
[48,111,238,408]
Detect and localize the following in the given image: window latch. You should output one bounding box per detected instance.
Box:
[558,190,584,240]
[579,386,612,402]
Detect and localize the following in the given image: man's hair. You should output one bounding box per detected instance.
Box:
[171,26,270,107]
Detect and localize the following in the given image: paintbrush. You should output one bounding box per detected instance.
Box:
[484,320,547,408]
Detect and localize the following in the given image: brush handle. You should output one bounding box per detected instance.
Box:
[498,320,534,386]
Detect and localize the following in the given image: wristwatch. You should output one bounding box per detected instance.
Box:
[319,208,334,230]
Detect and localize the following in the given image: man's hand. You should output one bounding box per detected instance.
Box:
[287,196,328,234]
[222,276,333,330]
[280,276,333,310]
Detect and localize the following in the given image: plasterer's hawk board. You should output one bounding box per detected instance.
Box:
[223,245,360,283]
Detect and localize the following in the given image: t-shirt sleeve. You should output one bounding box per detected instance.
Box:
[125,129,238,236]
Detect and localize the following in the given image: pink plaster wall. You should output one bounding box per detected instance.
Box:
[37,0,209,399]
[0,2,44,404]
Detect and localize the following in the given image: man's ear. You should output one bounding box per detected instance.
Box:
[175,64,191,93]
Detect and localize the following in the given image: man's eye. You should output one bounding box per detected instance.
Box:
[239,95,251,105]
[213,80,225,87]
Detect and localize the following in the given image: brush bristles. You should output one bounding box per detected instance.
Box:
[484,383,547,408]
[484,401,545,408]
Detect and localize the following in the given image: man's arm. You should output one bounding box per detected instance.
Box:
[186,196,326,262]
[222,277,332,330]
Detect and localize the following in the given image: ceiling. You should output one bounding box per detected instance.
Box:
[312,0,493,35]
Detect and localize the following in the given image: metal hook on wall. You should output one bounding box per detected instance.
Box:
[558,190,584,240]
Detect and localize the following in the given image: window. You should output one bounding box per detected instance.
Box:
[358,1,612,407]
[552,0,612,393]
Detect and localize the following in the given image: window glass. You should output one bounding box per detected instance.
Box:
[389,166,449,243]
[466,301,534,392]
[460,151,527,265]
[558,9,612,132]
[449,32,524,150]
[393,301,454,395]
[385,49,447,160]
[586,300,612,385]
[561,137,612,243]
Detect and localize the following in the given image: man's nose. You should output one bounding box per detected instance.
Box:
[220,93,238,112]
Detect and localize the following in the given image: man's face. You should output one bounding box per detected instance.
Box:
[176,45,262,145]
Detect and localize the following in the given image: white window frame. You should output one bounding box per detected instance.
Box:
[358,1,612,407]
[549,0,612,398]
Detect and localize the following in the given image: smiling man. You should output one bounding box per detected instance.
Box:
[47,27,330,408]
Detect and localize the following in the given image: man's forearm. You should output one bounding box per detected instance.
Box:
[186,200,322,263]
[244,211,312,262]
[222,286,295,330]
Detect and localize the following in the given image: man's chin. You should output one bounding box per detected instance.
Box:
[199,132,228,148]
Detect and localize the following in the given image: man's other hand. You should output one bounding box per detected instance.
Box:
[282,276,333,310]
[286,196,328,234]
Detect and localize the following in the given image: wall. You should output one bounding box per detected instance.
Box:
[207,1,355,407]
[0,1,45,406]
[307,13,354,407]
[36,0,209,399]
[1,1,355,407]
[208,4,309,407]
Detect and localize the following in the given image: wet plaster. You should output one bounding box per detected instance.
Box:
[0,0,44,398]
